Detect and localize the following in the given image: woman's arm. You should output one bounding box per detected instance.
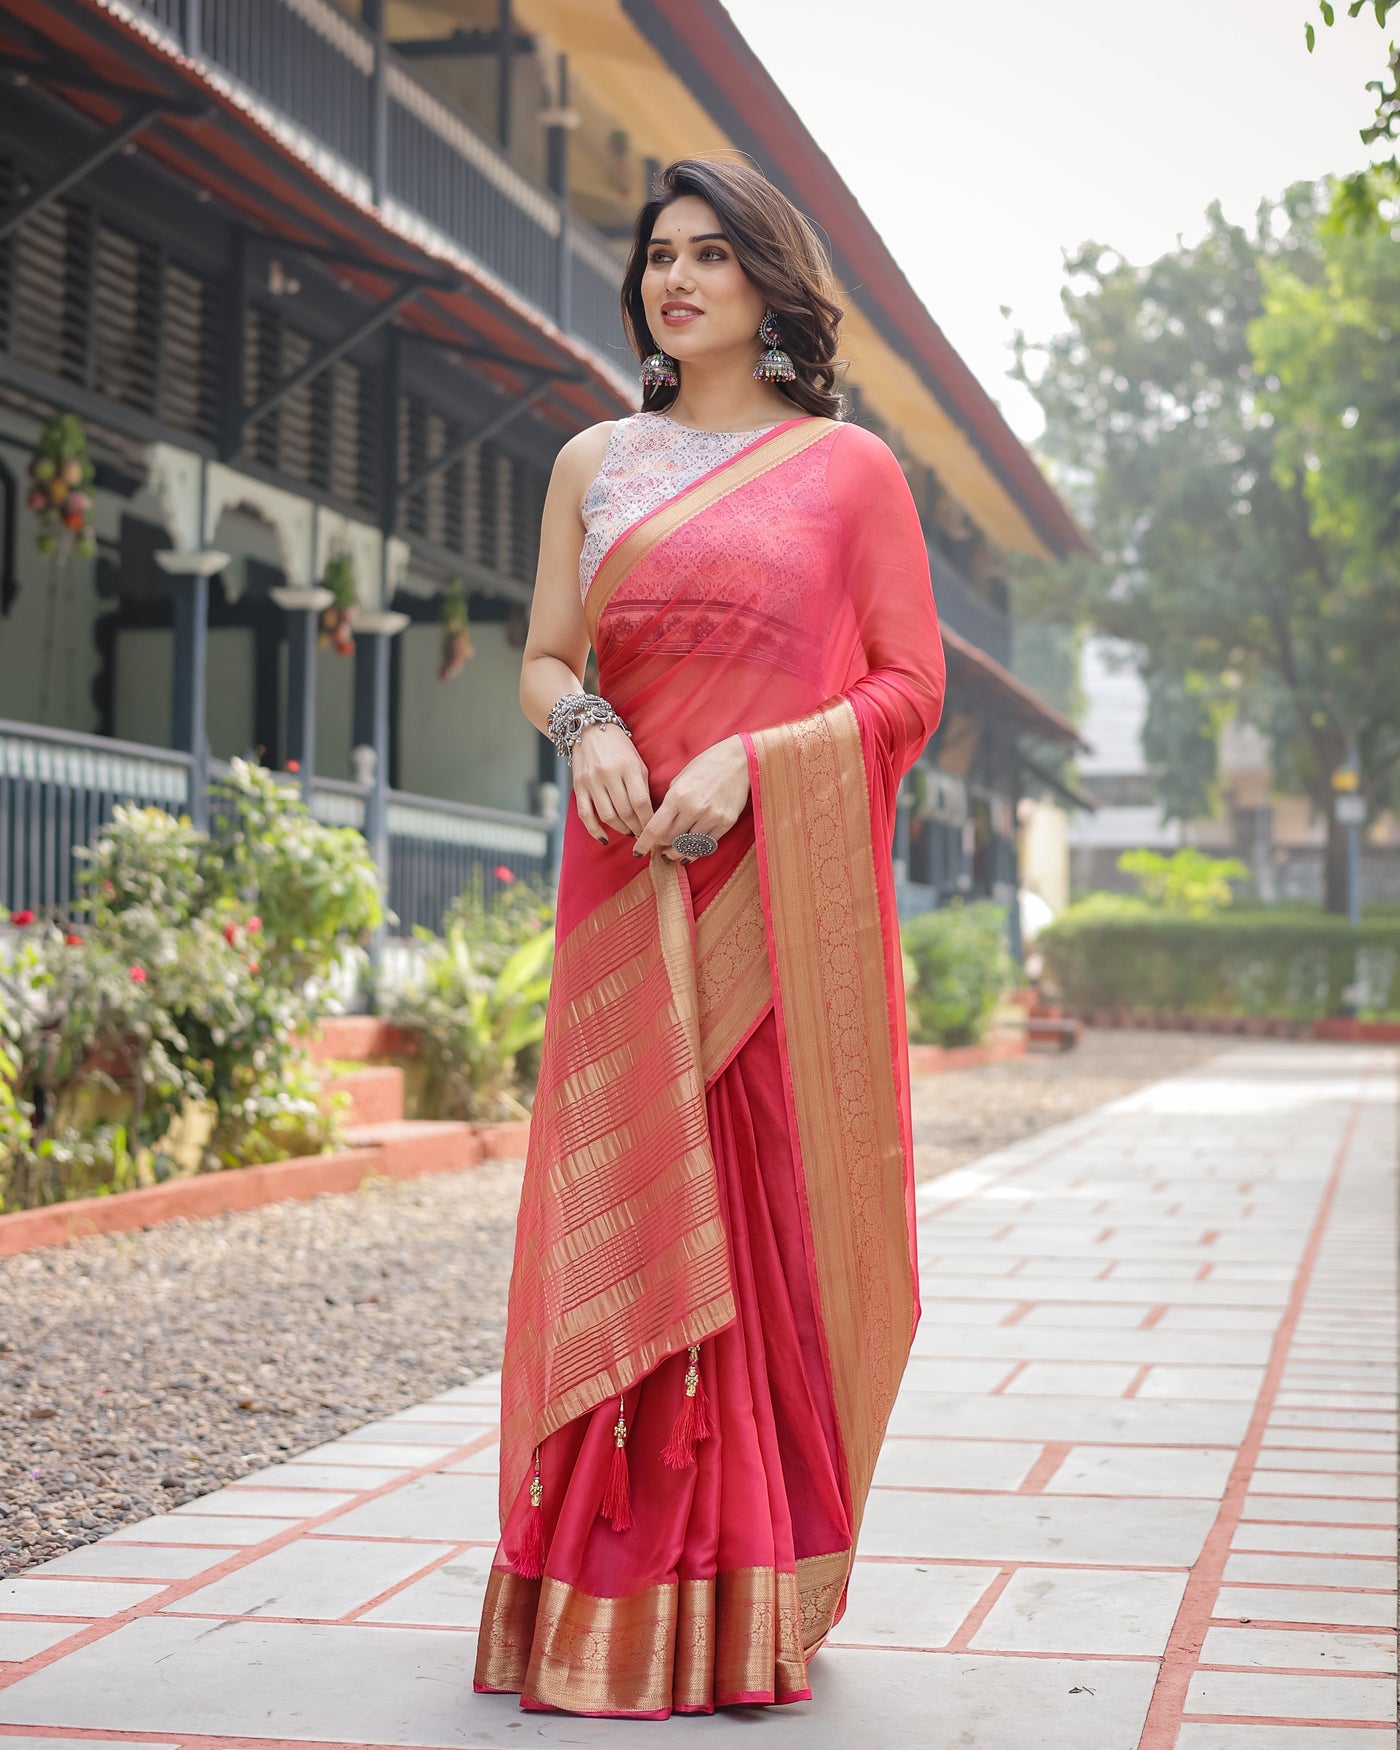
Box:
[520,425,658,846]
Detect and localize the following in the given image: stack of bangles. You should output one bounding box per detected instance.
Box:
[545,691,719,859]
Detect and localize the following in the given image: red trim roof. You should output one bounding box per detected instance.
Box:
[631,0,1092,560]
[942,627,1086,748]
[3,0,632,430]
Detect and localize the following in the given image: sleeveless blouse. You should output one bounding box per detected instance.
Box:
[579,413,779,597]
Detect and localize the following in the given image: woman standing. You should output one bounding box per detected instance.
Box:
[474,156,946,1718]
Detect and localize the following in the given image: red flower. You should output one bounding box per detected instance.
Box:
[493,865,515,883]
[64,933,82,947]
[247,962,260,977]
[286,758,300,774]
[223,921,238,945]
[246,916,262,933]
[129,966,147,983]
[10,909,34,927]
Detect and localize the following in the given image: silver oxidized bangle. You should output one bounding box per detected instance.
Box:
[545,691,632,765]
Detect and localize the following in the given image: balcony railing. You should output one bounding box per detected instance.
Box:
[0,721,551,935]
[126,0,629,369]
[928,547,1012,670]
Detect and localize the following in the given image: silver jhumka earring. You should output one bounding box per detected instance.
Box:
[754,311,796,383]
[640,347,679,388]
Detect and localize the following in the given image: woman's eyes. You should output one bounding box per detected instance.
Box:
[647,248,726,265]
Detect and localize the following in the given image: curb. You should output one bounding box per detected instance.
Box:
[908,1033,1026,1074]
[0,1118,530,1259]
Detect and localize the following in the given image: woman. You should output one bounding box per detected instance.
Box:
[474,156,946,1718]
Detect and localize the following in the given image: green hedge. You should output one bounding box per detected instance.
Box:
[901,901,1013,1047]
[1039,896,1400,1020]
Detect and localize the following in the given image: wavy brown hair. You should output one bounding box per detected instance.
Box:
[620,157,846,419]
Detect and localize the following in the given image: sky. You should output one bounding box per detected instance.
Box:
[721,0,1390,441]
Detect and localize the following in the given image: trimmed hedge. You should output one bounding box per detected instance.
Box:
[1038,896,1400,1020]
[901,901,1014,1047]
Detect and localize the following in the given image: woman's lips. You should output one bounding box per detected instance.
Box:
[660,306,702,326]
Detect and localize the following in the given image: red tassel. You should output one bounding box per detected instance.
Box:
[515,1453,545,1578]
[600,1397,633,1531]
[661,1344,713,1469]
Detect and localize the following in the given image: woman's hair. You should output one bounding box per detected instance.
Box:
[620,157,846,419]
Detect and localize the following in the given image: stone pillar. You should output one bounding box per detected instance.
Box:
[155,547,228,830]
[352,610,409,947]
[270,586,333,806]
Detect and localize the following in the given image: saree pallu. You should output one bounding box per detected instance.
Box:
[475,416,947,1717]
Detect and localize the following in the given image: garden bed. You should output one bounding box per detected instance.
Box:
[0,1117,528,1258]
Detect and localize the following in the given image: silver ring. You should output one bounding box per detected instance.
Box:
[673,830,719,858]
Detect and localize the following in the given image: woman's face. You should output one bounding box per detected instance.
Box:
[639,195,766,367]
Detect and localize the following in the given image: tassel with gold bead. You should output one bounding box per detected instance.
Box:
[515,1446,545,1578]
[599,1395,634,1531]
[661,1343,713,1468]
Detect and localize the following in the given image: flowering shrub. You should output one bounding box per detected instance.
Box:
[0,763,384,1209]
[389,868,555,1121]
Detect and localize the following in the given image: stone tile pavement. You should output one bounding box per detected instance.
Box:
[0,1042,1394,1747]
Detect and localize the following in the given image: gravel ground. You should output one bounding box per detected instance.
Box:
[1,1028,1225,1576]
[0,1161,525,1577]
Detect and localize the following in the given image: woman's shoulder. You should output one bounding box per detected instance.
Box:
[822,419,907,495]
[553,420,620,479]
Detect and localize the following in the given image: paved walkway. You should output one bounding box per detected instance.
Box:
[0,1042,1394,1748]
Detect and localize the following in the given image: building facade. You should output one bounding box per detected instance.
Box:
[0,0,1088,942]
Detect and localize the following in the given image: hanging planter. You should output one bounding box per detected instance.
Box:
[317,550,358,655]
[439,578,474,681]
[27,414,96,560]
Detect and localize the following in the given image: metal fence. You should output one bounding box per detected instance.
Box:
[0,720,551,932]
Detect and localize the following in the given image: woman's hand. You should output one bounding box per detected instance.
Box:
[570,721,654,843]
[633,735,751,863]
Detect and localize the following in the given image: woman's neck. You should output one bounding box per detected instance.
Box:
[663,360,797,433]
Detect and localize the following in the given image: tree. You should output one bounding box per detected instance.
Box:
[1308,1,1400,224]
[1013,181,1400,913]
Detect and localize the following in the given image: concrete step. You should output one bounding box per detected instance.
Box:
[324,1064,405,1127]
[309,1016,418,1063]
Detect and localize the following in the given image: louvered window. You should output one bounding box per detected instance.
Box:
[509,457,545,583]
[92,220,161,418]
[10,195,90,388]
[328,357,377,511]
[474,440,500,571]
[160,260,221,443]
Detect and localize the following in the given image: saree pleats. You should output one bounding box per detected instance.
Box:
[476,1006,851,1716]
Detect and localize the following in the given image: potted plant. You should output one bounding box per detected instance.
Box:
[317,550,358,655]
[27,414,96,561]
[439,578,474,681]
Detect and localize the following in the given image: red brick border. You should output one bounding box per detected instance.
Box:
[0,1120,529,1258]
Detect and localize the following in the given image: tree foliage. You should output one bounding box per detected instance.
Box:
[1013,179,1400,913]
[1308,0,1400,223]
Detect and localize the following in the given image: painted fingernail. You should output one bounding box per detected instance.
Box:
[597,834,608,845]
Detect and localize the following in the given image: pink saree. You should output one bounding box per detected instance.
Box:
[474,415,947,1716]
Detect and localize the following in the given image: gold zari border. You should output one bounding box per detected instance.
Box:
[695,844,770,1085]
[749,698,914,1538]
[474,1553,849,1715]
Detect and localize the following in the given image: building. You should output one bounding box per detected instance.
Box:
[0,0,1090,944]
[1067,638,1400,902]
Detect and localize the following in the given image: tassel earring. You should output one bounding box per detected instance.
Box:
[516,1447,545,1578]
[661,1343,713,1468]
[600,1395,634,1531]
[640,348,679,389]
[754,312,796,383]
